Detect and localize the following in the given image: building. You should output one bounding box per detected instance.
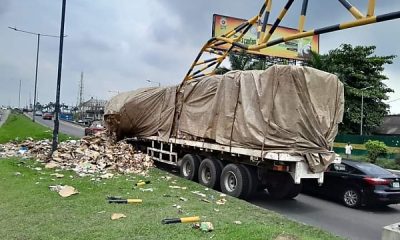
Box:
[80,97,107,121]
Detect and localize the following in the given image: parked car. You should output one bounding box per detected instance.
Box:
[34,111,43,116]
[84,121,105,136]
[302,160,400,208]
[42,112,53,120]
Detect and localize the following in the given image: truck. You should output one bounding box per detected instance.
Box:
[104,65,344,199]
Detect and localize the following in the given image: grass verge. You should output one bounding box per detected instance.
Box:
[0,113,73,143]
[0,159,342,240]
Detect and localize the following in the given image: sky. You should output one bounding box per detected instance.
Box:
[0,0,399,113]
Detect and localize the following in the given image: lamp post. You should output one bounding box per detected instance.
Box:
[8,26,63,122]
[360,86,373,136]
[146,79,161,87]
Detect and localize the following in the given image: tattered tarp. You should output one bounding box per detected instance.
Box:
[104,65,344,173]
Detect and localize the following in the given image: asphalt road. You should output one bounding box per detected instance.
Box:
[250,191,400,240]
[25,113,84,138]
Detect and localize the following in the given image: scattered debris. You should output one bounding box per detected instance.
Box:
[193,222,214,232]
[191,191,207,198]
[172,204,182,209]
[0,133,154,176]
[34,167,42,171]
[111,213,126,220]
[50,173,64,178]
[162,216,200,224]
[169,185,187,190]
[274,234,298,240]
[107,196,142,204]
[97,210,106,214]
[216,198,227,205]
[100,173,114,179]
[49,185,79,198]
[201,198,211,203]
[179,197,188,202]
[213,208,219,212]
[234,221,242,225]
[135,180,151,187]
[140,188,154,192]
[14,172,21,176]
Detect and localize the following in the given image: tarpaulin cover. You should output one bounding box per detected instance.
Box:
[104,65,344,172]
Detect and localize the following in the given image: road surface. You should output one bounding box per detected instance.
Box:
[250,191,400,240]
[25,113,84,138]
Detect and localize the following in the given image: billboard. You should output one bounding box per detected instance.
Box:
[212,14,319,60]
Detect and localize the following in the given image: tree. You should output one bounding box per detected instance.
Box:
[365,140,388,163]
[307,44,395,134]
[215,51,270,74]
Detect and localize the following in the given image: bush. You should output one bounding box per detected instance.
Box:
[395,153,400,166]
[365,140,388,163]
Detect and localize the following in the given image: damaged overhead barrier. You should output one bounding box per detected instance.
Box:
[183,0,400,82]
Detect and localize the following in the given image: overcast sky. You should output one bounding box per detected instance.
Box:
[0,0,399,113]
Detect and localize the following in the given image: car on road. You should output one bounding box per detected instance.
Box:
[302,159,400,208]
[84,121,105,136]
[42,112,53,120]
[35,111,43,116]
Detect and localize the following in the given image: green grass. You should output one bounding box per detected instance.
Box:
[0,159,342,240]
[0,113,73,143]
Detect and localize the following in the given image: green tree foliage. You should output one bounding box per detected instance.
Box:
[365,140,388,163]
[307,44,395,134]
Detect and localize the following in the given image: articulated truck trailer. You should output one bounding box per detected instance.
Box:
[104,65,344,199]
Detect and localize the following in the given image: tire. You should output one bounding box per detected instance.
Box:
[342,188,361,208]
[198,158,223,189]
[241,165,258,199]
[266,172,295,200]
[284,183,302,199]
[180,154,201,181]
[220,164,250,199]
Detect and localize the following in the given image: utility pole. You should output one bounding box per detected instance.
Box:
[52,0,67,152]
[360,86,373,136]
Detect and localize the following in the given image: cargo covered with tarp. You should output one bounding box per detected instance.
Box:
[104,65,344,173]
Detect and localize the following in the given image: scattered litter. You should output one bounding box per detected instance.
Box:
[45,162,58,169]
[169,185,186,189]
[204,188,209,191]
[191,191,206,198]
[179,197,188,202]
[162,216,200,224]
[201,198,211,203]
[220,194,226,197]
[135,180,151,187]
[234,221,242,225]
[140,188,154,192]
[172,204,182,209]
[107,196,142,204]
[97,211,106,214]
[34,167,42,171]
[216,198,227,205]
[111,213,126,220]
[18,147,28,155]
[14,172,21,176]
[49,185,79,198]
[163,194,172,197]
[193,222,214,232]
[100,173,114,179]
[50,173,64,178]
[213,208,219,212]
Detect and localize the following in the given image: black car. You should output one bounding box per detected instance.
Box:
[302,160,400,208]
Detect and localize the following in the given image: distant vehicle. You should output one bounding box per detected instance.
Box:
[42,112,53,120]
[34,111,43,116]
[84,121,105,136]
[302,160,400,208]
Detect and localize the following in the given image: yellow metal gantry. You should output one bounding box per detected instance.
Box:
[183,0,400,82]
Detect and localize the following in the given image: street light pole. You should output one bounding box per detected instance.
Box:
[52,0,67,152]
[8,27,62,122]
[360,86,373,136]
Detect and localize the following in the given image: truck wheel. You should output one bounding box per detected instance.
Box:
[220,164,249,199]
[180,154,201,181]
[198,158,222,189]
[241,165,258,199]
[284,183,302,199]
[266,172,295,199]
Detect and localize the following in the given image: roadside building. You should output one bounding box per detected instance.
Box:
[374,115,400,136]
[80,97,106,121]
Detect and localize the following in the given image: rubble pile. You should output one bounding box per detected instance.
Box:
[0,134,153,176]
